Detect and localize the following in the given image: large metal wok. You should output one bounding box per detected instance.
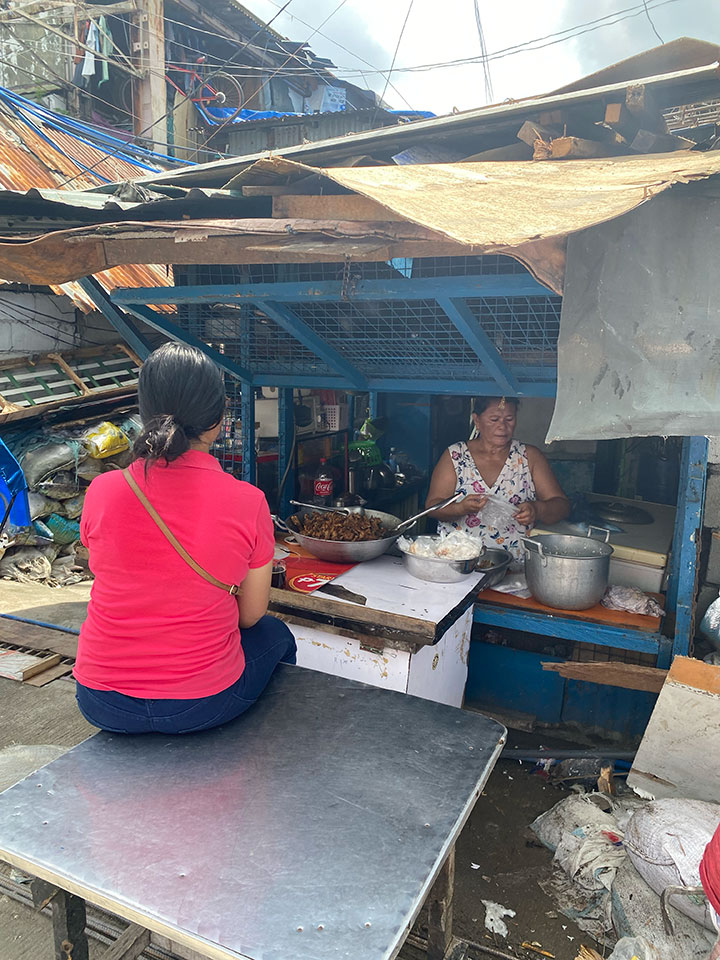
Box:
[274,494,462,564]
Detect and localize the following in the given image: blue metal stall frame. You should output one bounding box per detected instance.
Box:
[98,255,707,669]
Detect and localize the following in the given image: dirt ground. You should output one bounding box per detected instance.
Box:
[0,582,599,960]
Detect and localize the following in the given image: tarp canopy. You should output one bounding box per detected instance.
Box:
[3,153,720,294]
[548,184,720,440]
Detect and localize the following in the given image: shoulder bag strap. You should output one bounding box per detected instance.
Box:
[121,468,240,596]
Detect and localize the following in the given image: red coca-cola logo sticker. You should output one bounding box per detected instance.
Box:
[314,479,333,496]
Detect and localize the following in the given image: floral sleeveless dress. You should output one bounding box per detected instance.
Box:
[437,440,536,560]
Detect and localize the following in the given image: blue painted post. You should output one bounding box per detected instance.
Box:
[278,388,295,517]
[369,392,379,420]
[241,387,256,486]
[664,435,709,665]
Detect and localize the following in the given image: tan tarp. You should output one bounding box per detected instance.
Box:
[2,153,720,291]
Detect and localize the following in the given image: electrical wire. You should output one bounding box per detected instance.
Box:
[642,0,666,42]
[375,0,414,119]
[55,0,298,188]
[473,0,494,104]
[189,0,352,160]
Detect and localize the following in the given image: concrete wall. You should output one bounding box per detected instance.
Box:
[0,292,122,360]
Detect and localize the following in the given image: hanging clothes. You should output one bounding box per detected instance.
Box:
[97,17,111,86]
[81,21,100,78]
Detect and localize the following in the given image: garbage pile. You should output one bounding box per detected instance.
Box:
[1,416,141,586]
[532,792,720,959]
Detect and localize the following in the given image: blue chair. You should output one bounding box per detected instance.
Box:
[0,438,30,533]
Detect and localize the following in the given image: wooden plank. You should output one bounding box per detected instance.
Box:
[550,136,613,159]
[21,653,61,681]
[272,195,402,222]
[626,83,667,133]
[476,588,662,631]
[604,102,639,137]
[103,923,151,960]
[541,660,667,693]
[0,620,79,660]
[630,129,696,153]
[516,119,559,148]
[462,142,532,162]
[628,656,720,802]
[24,663,74,687]
[46,353,92,396]
[268,586,436,639]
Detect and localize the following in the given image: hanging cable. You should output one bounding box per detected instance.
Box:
[56,0,297,189]
[473,0,494,104]
[642,0,665,43]
[374,0,414,120]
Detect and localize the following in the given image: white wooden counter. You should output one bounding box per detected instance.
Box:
[269,556,486,708]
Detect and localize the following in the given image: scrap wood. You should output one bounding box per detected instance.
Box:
[0,651,61,682]
[541,660,667,693]
[575,948,602,960]
[628,656,720,802]
[521,944,555,958]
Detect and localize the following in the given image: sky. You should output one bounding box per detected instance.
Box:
[240,0,720,114]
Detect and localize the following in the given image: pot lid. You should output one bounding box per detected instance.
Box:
[591,500,654,525]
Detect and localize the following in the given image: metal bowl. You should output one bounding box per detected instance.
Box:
[398,538,482,583]
[475,548,513,589]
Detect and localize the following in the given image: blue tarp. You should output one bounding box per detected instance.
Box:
[0,439,29,529]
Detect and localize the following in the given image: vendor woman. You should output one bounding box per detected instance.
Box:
[425,397,570,560]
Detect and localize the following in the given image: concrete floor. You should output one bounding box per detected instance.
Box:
[0,582,592,960]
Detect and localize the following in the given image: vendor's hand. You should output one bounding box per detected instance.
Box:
[454,494,488,517]
[514,501,537,526]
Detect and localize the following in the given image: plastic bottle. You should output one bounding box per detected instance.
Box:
[313,458,334,506]
[388,447,399,474]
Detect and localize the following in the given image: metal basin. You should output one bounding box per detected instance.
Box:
[276,507,416,564]
[523,533,613,610]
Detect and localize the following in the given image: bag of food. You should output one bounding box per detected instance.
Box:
[83,421,129,460]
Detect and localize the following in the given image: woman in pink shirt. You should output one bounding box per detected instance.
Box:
[74,342,296,734]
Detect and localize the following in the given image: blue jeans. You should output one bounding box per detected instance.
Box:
[75,616,296,735]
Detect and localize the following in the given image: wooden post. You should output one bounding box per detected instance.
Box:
[132,0,166,149]
[427,849,455,960]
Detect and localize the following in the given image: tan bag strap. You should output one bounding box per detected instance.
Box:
[121,468,240,596]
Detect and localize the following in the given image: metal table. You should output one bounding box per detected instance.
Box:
[0,665,505,960]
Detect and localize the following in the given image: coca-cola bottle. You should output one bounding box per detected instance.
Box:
[313,457,334,506]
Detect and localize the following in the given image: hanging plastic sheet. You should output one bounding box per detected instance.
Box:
[547,183,720,440]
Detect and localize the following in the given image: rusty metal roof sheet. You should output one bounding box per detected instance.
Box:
[0,105,172,310]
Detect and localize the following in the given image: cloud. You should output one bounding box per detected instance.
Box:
[241,0,719,115]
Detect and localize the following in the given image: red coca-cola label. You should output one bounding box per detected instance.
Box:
[314,478,333,497]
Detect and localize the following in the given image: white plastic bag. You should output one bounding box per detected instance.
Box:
[607,937,661,960]
[700,595,720,651]
[624,798,720,931]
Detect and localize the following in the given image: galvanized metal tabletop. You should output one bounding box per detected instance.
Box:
[0,666,505,960]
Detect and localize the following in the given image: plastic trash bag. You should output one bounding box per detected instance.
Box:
[20,442,86,489]
[37,471,80,500]
[602,586,664,618]
[607,938,661,960]
[699,594,720,651]
[45,514,81,546]
[83,421,129,459]
[56,494,85,520]
[27,491,54,520]
[0,547,52,582]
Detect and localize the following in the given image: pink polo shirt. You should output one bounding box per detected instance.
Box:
[74,450,275,699]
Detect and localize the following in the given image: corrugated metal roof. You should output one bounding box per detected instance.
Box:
[0,105,172,310]
[126,61,720,190]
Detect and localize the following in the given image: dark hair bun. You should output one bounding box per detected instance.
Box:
[133,343,225,467]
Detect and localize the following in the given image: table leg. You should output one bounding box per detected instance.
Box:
[426,848,455,960]
[31,879,89,960]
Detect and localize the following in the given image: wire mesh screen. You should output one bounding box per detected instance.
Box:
[168,256,559,386]
[465,296,562,368]
[169,303,334,378]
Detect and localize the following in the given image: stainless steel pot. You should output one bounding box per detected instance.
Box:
[523,530,613,610]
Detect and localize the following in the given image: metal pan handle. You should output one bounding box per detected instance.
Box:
[520,535,544,558]
[586,525,611,543]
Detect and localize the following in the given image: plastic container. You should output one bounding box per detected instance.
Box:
[320,404,349,432]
